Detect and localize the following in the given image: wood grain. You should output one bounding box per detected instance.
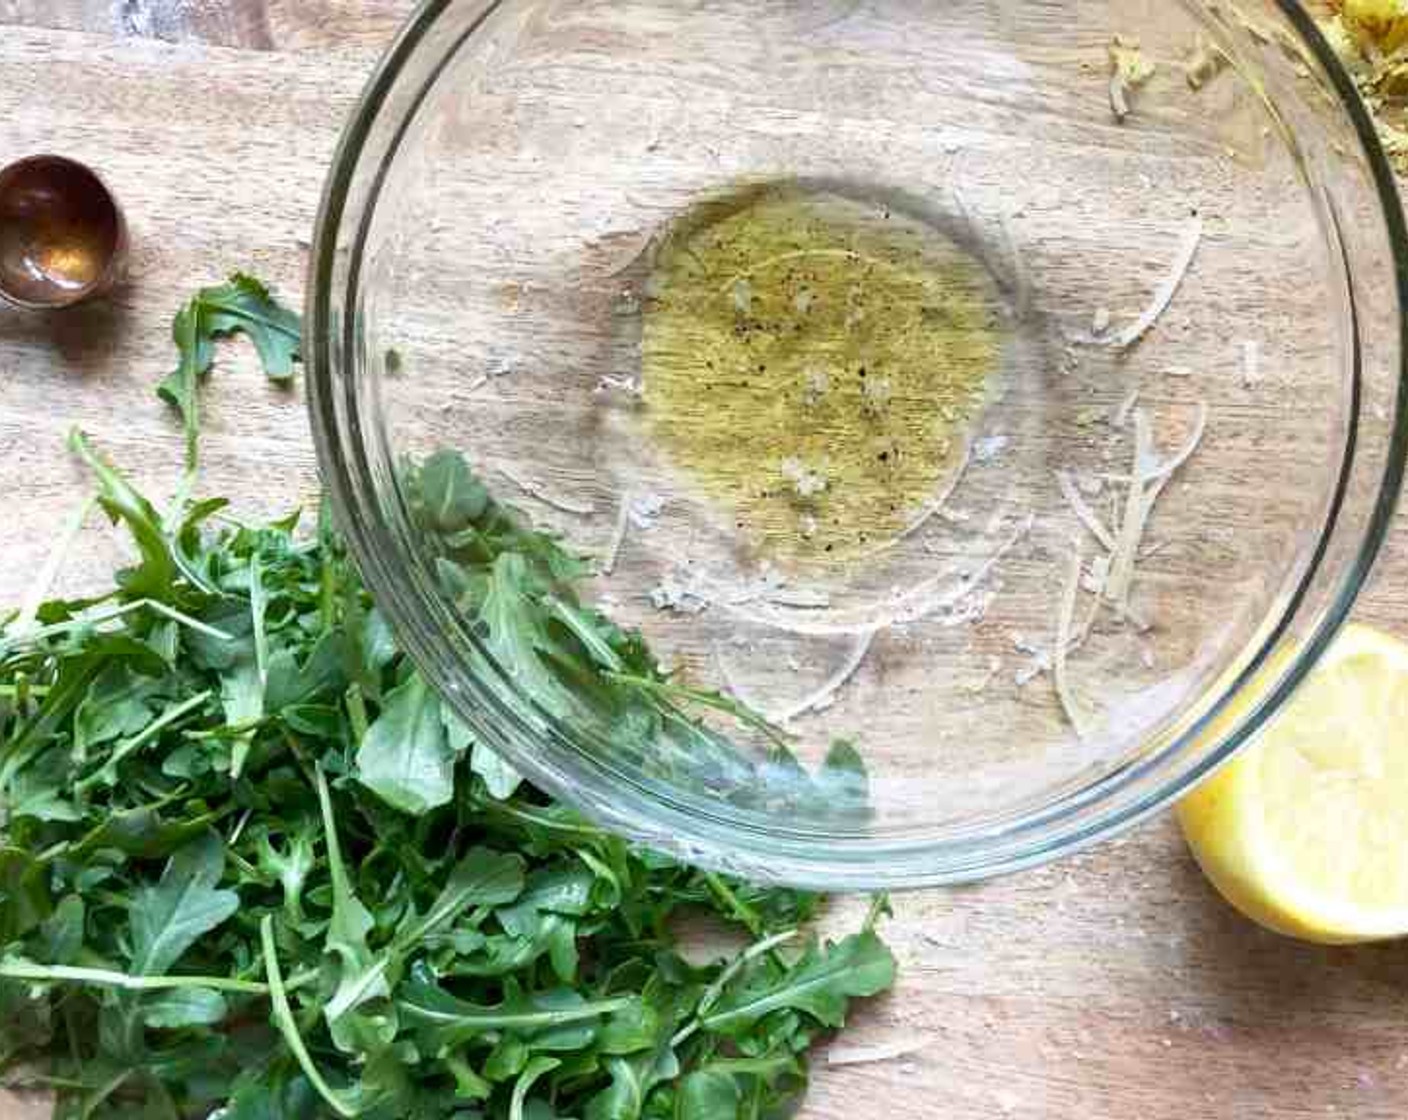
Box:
[0,0,407,50]
[2,3,1408,1119]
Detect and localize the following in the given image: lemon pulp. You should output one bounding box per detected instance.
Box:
[1178,623,1408,943]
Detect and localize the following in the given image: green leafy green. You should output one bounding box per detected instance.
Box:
[355,673,455,815]
[400,978,633,1052]
[420,449,491,533]
[139,987,229,1029]
[0,276,895,1119]
[677,1069,740,1120]
[158,273,302,468]
[699,930,895,1034]
[68,429,179,599]
[128,833,240,977]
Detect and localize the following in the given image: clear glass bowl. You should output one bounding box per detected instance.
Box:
[308,0,1408,889]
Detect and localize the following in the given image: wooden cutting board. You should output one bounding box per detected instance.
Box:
[3,3,1408,1118]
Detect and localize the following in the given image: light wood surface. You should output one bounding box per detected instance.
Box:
[4,3,1408,1119]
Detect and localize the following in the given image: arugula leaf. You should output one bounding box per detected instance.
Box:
[356,673,455,815]
[261,915,357,1119]
[583,999,682,1120]
[401,847,526,945]
[323,847,525,1037]
[0,848,52,941]
[36,896,85,965]
[315,766,389,1052]
[73,665,153,754]
[420,450,491,534]
[509,1055,559,1120]
[6,749,83,823]
[676,1070,740,1120]
[224,1074,322,1120]
[68,430,179,600]
[476,553,583,721]
[471,740,524,800]
[699,931,896,1035]
[585,1051,676,1120]
[361,607,398,673]
[399,978,632,1052]
[158,274,302,468]
[265,631,348,712]
[816,738,869,816]
[139,987,229,1029]
[127,833,239,977]
[255,820,318,930]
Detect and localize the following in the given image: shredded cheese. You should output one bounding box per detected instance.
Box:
[494,466,597,517]
[1056,469,1116,551]
[826,1038,932,1067]
[1241,339,1262,387]
[1053,546,1092,736]
[1071,218,1203,350]
[602,494,632,576]
[1104,408,1154,611]
[1109,218,1203,349]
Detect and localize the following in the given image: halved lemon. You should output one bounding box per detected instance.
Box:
[1178,623,1408,944]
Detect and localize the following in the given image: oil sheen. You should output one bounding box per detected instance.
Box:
[641,184,1003,568]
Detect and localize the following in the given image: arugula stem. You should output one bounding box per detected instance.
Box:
[55,798,231,864]
[78,1068,131,1120]
[7,599,233,649]
[864,892,892,932]
[344,683,369,744]
[260,916,358,1119]
[670,929,798,1048]
[228,807,253,848]
[702,872,765,938]
[0,684,49,698]
[469,794,606,838]
[320,562,337,632]
[0,960,268,995]
[605,673,792,749]
[249,552,269,687]
[0,958,321,998]
[74,689,214,792]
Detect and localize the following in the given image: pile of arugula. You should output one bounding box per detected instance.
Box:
[0,276,895,1119]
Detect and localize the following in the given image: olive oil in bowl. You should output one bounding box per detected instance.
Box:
[640,184,1005,569]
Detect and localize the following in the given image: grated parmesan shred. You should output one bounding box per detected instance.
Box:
[1050,401,1208,729]
[1057,469,1116,550]
[1053,546,1092,737]
[1241,339,1262,387]
[494,466,597,517]
[1109,217,1203,349]
[1071,218,1203,351]
[1104,408,1155,612]
[1108,35,1157,123]
[826,1038,932,1067]
[602,493,632,575]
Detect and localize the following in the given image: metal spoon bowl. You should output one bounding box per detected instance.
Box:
[0,155,127,310]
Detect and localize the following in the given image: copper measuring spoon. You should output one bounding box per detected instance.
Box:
[0,155,127,310]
